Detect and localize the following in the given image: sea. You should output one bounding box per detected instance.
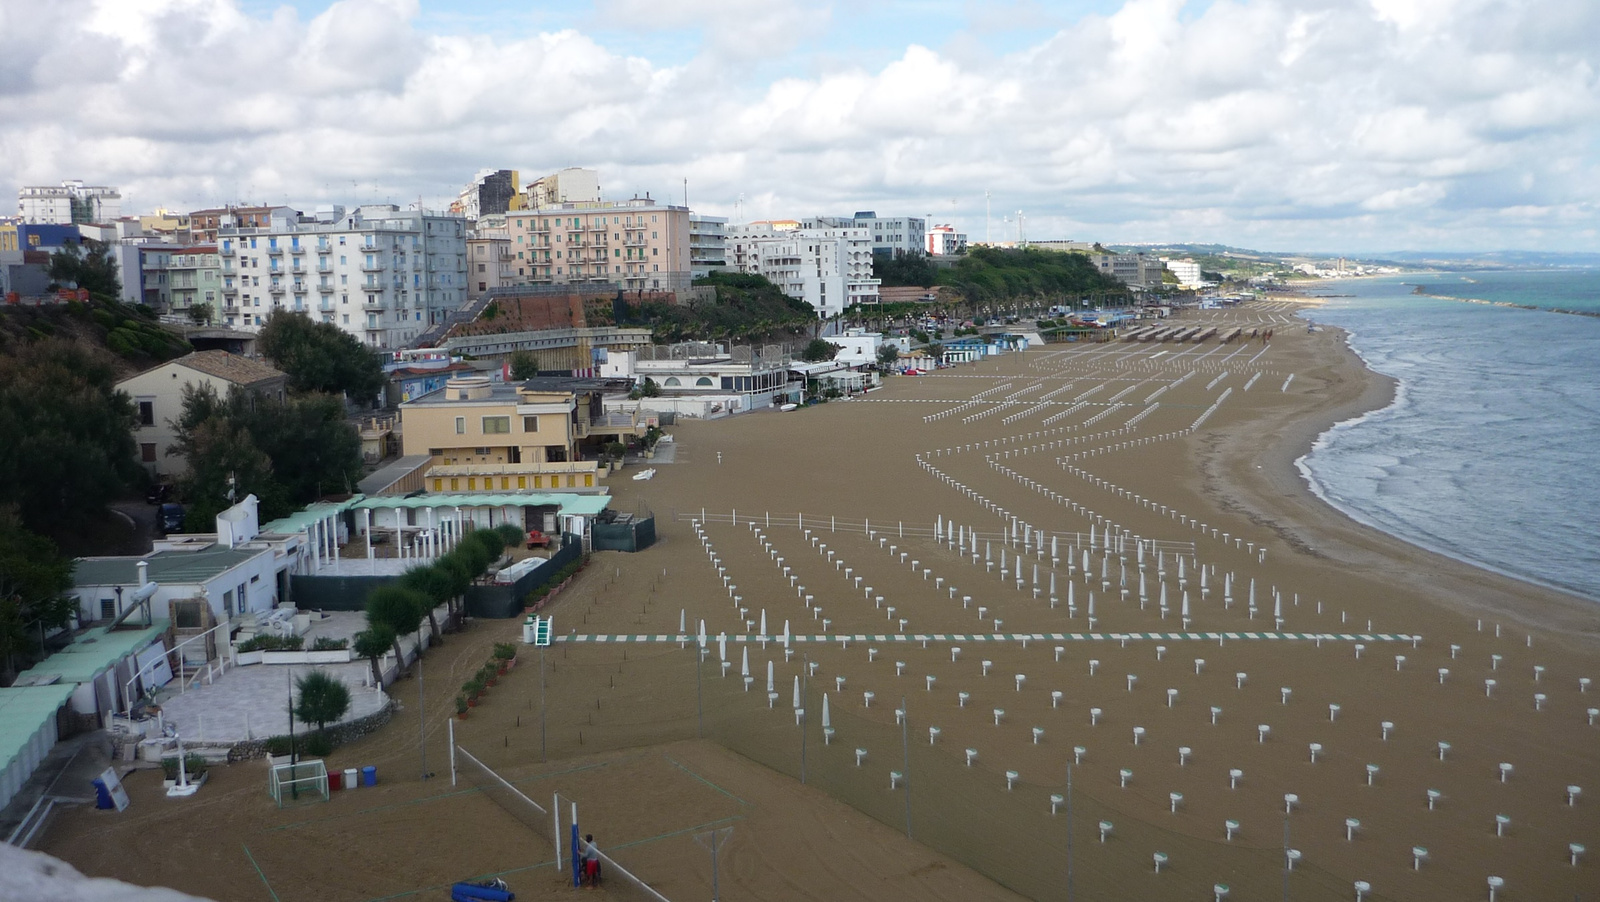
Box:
[1294,270,1600,603]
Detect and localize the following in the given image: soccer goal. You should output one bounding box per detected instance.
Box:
[268,759,329,807]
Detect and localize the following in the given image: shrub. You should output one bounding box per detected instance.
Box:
[264,735,297,757]
[310,636,349,651]
[302,733,334,758]
[237,634,305,653]
[161,754,209,781]
[493,643,517,661]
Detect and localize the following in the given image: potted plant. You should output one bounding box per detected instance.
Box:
[494,643,517,672]
[456,695,469,719]
[482,662,498,688]
[161,754,209,790]
[465,678,483,704]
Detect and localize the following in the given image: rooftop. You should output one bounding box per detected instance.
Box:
[14,620,172,686]
[72,546,271,588]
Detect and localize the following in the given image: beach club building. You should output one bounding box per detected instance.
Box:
[400,374,651,493]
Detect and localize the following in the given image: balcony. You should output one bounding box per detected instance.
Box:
[267,246,284,256]
[221,285,237,296]
[361,260,386,272]
[219,246,235,257]
[364,299,386,312]
[223,304,241,315]
[289,245,305,255]
[317,262,333,273]
[317,284,334,294]
[269,284,285,295]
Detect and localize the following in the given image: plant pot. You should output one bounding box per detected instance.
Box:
[467,698,477,707]
[458,711,468,720]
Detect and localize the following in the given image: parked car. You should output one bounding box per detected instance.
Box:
[158,503,185,534]
[525,529,552,549]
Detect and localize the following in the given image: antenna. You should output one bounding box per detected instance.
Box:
[985,190,991,245]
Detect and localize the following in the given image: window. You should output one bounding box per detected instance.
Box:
[523,415,539,432]
[138,400,155,426]
[454,416,465,434]
[477,263,486,272]
[664,377,681,387]
[101,598,116,620]
[482,416,510,434]
[696,377,714,386]
[140,443,157,462]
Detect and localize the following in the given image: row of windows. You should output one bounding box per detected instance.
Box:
[432,473,591,491]
[454,415,539,434]
[513,214,660,229]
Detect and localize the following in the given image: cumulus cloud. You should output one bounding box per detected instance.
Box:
[1,0,1596,251]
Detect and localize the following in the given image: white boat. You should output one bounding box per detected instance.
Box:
[632,468,656,481]
[779,403,798,412]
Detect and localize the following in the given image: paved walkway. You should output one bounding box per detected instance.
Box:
[558,631,1419,644]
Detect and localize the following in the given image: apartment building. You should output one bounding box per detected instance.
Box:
[18,180,121,225]
[689,215,728,279]
[502,197,692,295]
[466,226,514,300]
[1162,258,1204,289]
[803,212,925,258]
[1090,253,1168,291]
[140,245,222,316]
[453,169,522,221]
[725,224,880,318]
[926,224,968,255]
[216,204,468,349]
[189,206,297,243]
[523,168,601,209]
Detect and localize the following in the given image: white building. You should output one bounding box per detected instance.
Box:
[118,351,288,478]
[18,180,122,225]
[1162,258,1204,289]
[725,224,880,318]
[216,204,468,349]
[689,215,728,279]
[825,328,884,367]
[523,168,601,209]
[803,212,925,258]
[926,224,967,256]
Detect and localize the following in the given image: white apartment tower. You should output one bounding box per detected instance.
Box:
[216,204,467,350]
[18,180,122,224]
[726,224,880,318]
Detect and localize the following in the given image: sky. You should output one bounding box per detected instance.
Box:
[2,0,1597,254]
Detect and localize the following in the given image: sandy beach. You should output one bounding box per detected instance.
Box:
[40,300,1599,902]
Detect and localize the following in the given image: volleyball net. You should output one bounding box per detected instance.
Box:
[452,743,672,902]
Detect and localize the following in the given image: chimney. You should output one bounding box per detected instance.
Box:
[136,560,149,588]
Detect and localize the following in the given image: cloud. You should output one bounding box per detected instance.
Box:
[0,0,1596,251]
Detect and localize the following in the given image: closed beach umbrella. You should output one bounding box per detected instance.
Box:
[741,647,750,678]
[823,693,832,729]
[767,660,774,694]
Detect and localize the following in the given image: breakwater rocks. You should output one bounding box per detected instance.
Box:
[1414,285,1600,318]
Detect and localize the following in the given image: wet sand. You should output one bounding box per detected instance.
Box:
[39,301,1599,902]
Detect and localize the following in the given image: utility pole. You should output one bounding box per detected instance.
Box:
[985,191,991,245]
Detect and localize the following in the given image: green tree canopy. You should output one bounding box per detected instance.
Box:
[257,311,386,404]
[365,586,428,667]
[872,251,938,288]
[0,506,75,681]
[0,339,140,536]
[352,625,395,687]
[800,338,839,362]
[294,670,352,734]
[508,350,540,380]
[171,383,360,526]
[48,240,122,300]
[877,344,900,366]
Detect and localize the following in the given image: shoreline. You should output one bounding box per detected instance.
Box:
[1217,308,1600,649]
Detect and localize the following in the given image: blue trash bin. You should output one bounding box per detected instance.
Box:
[362,765,377,787]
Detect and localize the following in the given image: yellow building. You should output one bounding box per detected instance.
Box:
[399,375,643,493]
